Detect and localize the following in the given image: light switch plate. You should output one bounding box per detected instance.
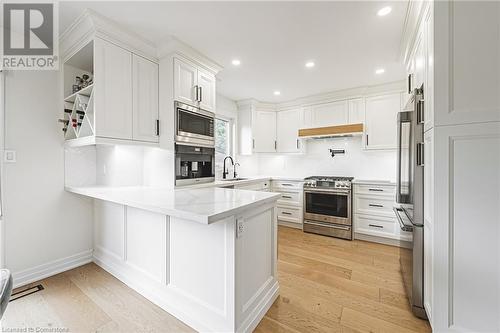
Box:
[4,150,16,163]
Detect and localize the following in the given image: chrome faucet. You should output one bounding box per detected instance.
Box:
[222,156,234,179]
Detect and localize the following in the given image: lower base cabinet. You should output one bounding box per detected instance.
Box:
[353,182,411,246]
[271,180,304,229]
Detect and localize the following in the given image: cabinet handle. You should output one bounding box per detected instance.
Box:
[282,184,293,187]
[417,142,424,166]
[369,204,383,208]
[194,85,199,101]
[368,188,383,192]
[282,195,292,199]
[369,224,383,229]
[408,73,413,94]
[366,134,369,146]
[275,140,277,150]
[252,139,255,149]
[198,86,203,102]
[417,100,424,124]
[296,139,299,149]
[281,211,292,215]
[155,119,160,136]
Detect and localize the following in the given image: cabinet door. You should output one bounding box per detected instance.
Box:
[253,111,277,152]
[197,68,216,112]
[348,98,365,124]
[364,93,401,150]
[133,55,159,143]
[277,109,302,153]
[311,100,348,127]
[174,58,197,106]
[94,38,133,140]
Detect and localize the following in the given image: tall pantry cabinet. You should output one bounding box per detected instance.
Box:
[404,1,500,331]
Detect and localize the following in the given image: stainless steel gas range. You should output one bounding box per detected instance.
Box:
[303,176,354,240]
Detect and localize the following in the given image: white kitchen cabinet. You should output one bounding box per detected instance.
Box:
[253,110,277,152]
[174,57,216,112]
[364,93,401,150]
[353,182,411,245]
[94,38,133,140]
[303,100,348,128]
[423,128,434,321]
[197,68,216,112]
[276,108,303,153]
[348,98,365,124]
[132,55,159,142]
[272,180,304,229]
[173,57,197,106]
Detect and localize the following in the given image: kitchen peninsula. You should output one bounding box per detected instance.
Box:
[66,186,280,333]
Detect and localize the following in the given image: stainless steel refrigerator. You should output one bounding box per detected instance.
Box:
[394,85,427,320]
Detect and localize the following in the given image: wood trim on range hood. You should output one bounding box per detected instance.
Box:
[298,123,364,138]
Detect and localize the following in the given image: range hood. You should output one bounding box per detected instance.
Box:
[298,123,364,139]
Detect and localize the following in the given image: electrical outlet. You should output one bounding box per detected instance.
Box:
[4,150,16,163]
[236,218,244,238]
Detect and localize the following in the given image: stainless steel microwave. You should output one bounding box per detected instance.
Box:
[175,101,215,147]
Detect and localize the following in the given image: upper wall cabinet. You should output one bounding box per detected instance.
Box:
[277,108,304,153]
[173,58,198,106]
[303,100,348,128]
[60,11,159,147]
[133,55,159,143]
[94,38,133,140]
[174,57,216,112]
[348,98,365,124]
[364,93,401,150]
[254,110,277,152]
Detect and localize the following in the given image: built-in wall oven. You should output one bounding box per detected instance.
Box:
[175,101,215,147]
[394,84,427,320]
[303,177,353,240]
[175,144,215,186]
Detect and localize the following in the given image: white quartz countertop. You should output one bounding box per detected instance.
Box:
[176,176,305,190]
[352,179,396,185]
[66,186,281,224]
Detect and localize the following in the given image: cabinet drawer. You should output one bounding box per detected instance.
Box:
[236,180,270,191]
[277,206,301,224]
[354,195,395,217]
[354,214,396,238]
[272,180,303,190]
[277,191,301,206]
[355,184,396,197]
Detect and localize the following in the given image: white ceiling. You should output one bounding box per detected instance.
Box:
[59,1,408,103]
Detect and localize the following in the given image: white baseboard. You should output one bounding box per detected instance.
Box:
[277,221,302,230]
[354,232,412,248]
[238,281,279,333]
[12,249,93,288]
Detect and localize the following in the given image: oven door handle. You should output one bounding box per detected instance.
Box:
[304,189,350,195]
[304,221,350,231]
[393,207,414,232]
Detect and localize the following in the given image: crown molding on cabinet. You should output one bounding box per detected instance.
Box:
[60,9,158,63]
[157,36,223,75]
[237,80,405,112]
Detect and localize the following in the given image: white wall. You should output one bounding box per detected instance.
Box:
[3,71,93,285]
[237,137,396,181]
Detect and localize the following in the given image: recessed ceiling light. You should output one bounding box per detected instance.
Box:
[377,6,392,16]
[274,91,281,96]
[375,68,385,74]
[231,59,241,66]
[305,61,315,68]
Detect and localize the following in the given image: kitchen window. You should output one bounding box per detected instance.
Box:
[215,117,234,178]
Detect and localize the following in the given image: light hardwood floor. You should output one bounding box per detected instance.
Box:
[3,226,431,332]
